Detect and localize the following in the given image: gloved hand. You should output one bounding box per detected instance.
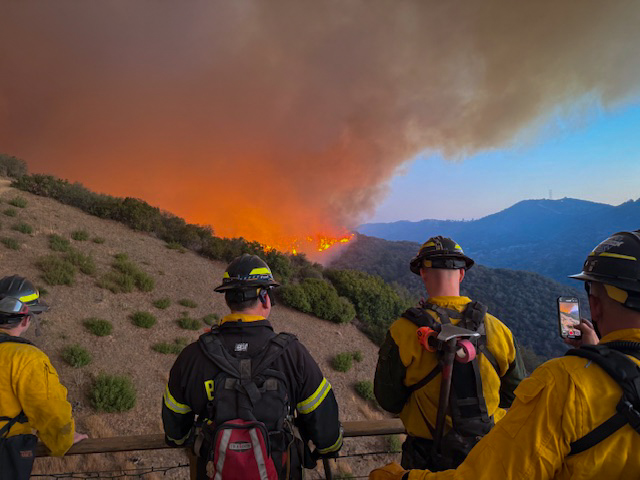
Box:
[369,462,409,480]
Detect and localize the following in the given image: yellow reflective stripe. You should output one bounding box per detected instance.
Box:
[223,272,230,278]
[249,267,272,275]
[317,430,343,454]
[167,430,191,446]
[163,385,191,415]
[19,292,39,303]
[598,252,637,261]
[422,260,432,268]
[604,284,629,303]
[297,378,331,415]
[423,241,436,248]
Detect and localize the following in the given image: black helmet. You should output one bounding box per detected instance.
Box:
[214,254,280,293]
[0,297,30,325]
[569,231,640,311]
[409,236,474,275]
[0,275,48,314]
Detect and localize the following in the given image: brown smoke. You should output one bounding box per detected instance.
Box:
[1,1,639,250]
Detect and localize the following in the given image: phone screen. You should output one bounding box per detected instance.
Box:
[558,297,581,339]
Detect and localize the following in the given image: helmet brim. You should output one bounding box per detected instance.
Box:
[410,253,474,275]
[214,280,280,293]
[569,272,640,293]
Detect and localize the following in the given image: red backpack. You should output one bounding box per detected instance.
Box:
[198,331,297,480]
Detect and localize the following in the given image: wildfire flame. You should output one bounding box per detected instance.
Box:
[260,233,354,255]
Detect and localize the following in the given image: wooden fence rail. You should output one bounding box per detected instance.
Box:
[35,418,405,457]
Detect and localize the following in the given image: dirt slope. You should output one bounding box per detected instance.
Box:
[0,180,399,479]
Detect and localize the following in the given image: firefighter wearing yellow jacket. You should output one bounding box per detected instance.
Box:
[370,230,640,480]
[374,237,526,471]
[0,275,87,479]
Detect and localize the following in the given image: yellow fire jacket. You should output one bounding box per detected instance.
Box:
[374,296,525,439]
[0,334,75,456]
[389,328,640,480]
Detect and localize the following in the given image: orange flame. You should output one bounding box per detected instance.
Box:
[254,233,354,255]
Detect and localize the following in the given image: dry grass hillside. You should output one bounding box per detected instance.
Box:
[0,179,400,479]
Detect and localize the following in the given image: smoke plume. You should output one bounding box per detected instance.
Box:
[1,1,639,249]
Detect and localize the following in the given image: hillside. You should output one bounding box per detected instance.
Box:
[331,234,589,359]
[357,197,640,284]
[0,179,395,479]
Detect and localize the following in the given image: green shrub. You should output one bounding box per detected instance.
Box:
[153,297,171,309]
[152,338,188,354]
[278,279,355,324]
[386,434,402,453]
[131,311,156,328]
[1,237,20,250]
[90,373,136,413]
[354,380,375,402]
[8,196,27,208]
[37,287,48,297]
[37,255,76,285]
[71,229,89,241]
[352,350,363,362]
[3,208,17,217]
[83,318,113,336]
[178,298,198,308]
[202,313,219,326]
[332,352,353,372]
[177,314,200,330]
[325,269,411,345]
[49,234,71,252]
[12,222,32,234]
[98,254,155,293]
[0,154,28,178]
[65,249,96,275]
[335,473,355,480]
[92,236,106,244]
[61,344,92,368]
[166,241,185,253]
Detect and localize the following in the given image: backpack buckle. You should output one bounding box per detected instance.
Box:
[617,399,640,431]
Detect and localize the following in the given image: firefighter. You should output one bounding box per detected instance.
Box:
[370,230,640,480]
[162,254,343,479]
[0,275,87,479]
[374,236,525,470]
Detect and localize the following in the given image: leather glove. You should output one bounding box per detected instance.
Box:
[369,462,409,480]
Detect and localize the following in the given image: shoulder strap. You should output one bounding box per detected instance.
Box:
[461,302,500,377]
[198,331,241,379]
[566,343,640,455]
[403,307,440,329]
[251,333,296,379]
[0,411,28,438]
[0,335,34,346]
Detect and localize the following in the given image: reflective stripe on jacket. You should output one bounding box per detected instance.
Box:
[405,328,640,480]
[0,334,75,456]
[374,296,525,439]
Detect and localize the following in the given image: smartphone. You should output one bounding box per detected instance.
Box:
[558,296,582,339]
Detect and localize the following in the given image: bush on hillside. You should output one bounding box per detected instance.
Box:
[354,380,375,402]
[90,374,136,413]
[177,314,200,330]
[12,223,32,234]
[152,338,188,355]
[202,313,219,326]
[92,236,106,244]
[278,278,355,324]
[98,253,154,293]
[8,196,27,208]
[352,350,363,362]
[49,234,71,252]
[325,269,411,345]
[36,255,76,286]
[0,154,28,178]
[71,229,89,241]
[166,241,185,253]
[61,344,92,368]
[1,237,20,250]
[332,352,353,372]
[130,311,157,328]
[65,249,96,275]
[178,298,198,308]
[83,318,113,336]
[3,208,17,217]
[153,297,171,309]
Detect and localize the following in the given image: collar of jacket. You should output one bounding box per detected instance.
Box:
[220,313,267,325]
[426,296,472,308]
[599,328,640,344]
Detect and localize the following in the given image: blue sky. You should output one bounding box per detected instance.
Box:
[368,102,640,223]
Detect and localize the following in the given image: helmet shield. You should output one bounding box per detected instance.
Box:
[0,297,30,325]
[0,275,48,315]
[410,236,474,275]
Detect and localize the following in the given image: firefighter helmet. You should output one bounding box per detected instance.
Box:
[410,236,474,275]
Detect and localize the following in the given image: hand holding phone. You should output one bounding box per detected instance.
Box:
[558,296,582,339]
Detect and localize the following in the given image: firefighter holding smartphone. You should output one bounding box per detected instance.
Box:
[370,230,640,480]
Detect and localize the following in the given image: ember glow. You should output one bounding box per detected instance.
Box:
[253,233,353,255]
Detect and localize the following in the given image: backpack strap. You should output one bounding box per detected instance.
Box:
[461,302,500,377]
[566,342,640,455]
[251,333,296,379]
[198,330,242,379]
[0,411,28,438]
[0,335,34,346]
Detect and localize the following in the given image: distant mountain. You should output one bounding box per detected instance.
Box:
[331,234,589,359]
[358,198,640,284]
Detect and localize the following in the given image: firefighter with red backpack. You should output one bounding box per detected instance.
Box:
[0,275,87,479]
[373,237,526,471]
[162,254,343,480]
[370,230,640,479]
